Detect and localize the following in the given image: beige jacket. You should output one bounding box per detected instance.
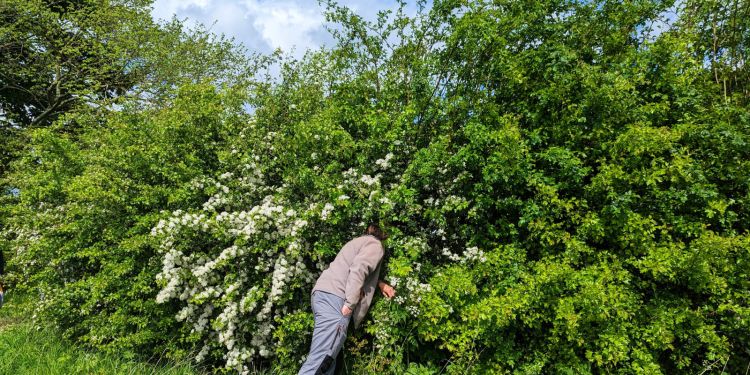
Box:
[313,235,384,328]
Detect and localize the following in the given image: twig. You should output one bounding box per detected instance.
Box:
[698,358,722,375]
[436,337,460,375]
[720,354,730,374]
[464,343,486,373]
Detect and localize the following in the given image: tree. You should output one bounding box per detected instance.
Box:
[0,0,253,188]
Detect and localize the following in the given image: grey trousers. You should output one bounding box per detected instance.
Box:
[298,290,351,375]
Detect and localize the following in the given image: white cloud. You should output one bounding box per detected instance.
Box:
[151,0,423,58]
[151,0,331,57]
[242,0,325,54]
[202,2,255,43]
[151,0,212,23]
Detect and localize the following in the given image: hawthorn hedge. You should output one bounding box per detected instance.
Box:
[3,0,749,373]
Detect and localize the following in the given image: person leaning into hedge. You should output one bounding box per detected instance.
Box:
[298,224,396,375]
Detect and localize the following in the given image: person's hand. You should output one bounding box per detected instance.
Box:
[341,305,353,316]
[379,283,396,299]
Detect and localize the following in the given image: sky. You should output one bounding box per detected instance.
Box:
[150,0,423,58]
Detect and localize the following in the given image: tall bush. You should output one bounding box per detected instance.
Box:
[4,0,749,373]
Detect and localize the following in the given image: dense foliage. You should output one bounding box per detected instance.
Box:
[0,0,253,210]
[3,0,749,373]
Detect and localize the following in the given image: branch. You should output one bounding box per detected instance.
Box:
[0,83,44,107]
[30,95,77,127]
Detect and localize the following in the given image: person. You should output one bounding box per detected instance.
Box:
[298,224,396,375]
[0,282,4,308]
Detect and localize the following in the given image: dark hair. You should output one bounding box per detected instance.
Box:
[365,224,388,241]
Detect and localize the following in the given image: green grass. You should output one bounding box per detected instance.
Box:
[0,292,198,375]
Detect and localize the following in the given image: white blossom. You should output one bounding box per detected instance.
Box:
[320,203,334,220]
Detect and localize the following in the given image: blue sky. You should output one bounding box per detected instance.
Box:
[150,0,423,58]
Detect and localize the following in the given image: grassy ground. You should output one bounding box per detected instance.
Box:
[0,292,198,375]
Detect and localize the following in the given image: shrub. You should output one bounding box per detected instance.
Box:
[4,0,750,373]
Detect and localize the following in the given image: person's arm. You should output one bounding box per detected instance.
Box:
[343,241,384,311]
